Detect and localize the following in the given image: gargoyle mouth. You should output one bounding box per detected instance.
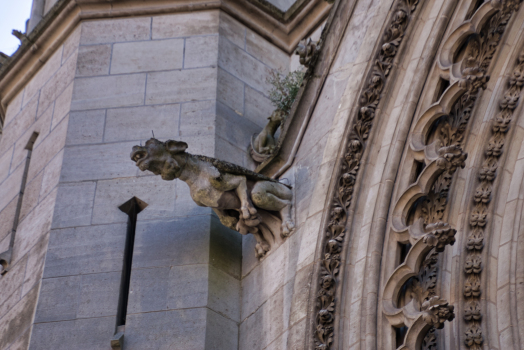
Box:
[130,147,148,170]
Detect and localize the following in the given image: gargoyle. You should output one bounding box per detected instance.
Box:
[130,138,295,258]
[250,109,286,163]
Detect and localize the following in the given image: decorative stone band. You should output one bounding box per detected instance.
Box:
[313,0,422,349]
[463,41,524,350]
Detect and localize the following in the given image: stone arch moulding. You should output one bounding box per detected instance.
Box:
[379,0,523,349]
[308,0,426,349]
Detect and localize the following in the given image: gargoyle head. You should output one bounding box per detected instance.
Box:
[130,138,188,180]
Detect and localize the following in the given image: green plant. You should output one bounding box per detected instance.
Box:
[267,70,304,114]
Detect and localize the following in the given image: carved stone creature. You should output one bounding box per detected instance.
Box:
[436,145,467,173]
[130,138,295,258]
[295,38,318,68]
[422,221,456,252]
[250,110,286,163]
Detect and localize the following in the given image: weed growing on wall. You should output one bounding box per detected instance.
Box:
[267,70,304,114]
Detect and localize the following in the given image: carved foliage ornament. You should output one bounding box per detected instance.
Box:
[313,0,421,348]
[462,5,523,348]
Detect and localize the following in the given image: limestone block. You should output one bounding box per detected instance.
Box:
[216,102,260,150]
[240,242,287,320]
[76,272,121,318]
[104,104,180,142]
[132,216,212,269]
[146,67,217,105]
[219,12,245,49]
[62,25,81,64]
[0,197,17,243]
[124,308,207,350]
[184,35,219,69]
[19,172,43,222]
[332,10,368,71]
[21,234,49,296]
[0,164,24,214]
[4,89,23,126]
[0,286,39,350]
[30,316,115,350]
[91,175,177,224]
[34,274,80,322]
[246,29,289,71]
[245,85,274,128]
[217,68,244,115]
[66,110,105,145]
[127,264,208,314]
[80,17,151,45]
[7,325,30,350]
[0,96,38,154]
[205,309,239,350]
[71,73,146,110]
[35,271,120,322]
[27,117,68,183]
[208,265,241,321]
[179,100,216,138]
[289,265,314,325]
[111,39,184,74]
[239,281,292,350]
[0,146,13,184]
[60,141,138,182]
[51,81,73,129]
[218,37,272,94]
[152,11,219,39]
[44,223,126,278]
[0,257,27,316]
[209,216,242,278]
[39,149,64,200]
[23,47,63,107]
[51,182,95,229]
[10,104,53,173]
[76,44,111,77]
[215,136,248,167]
[296,212,322,270]
[11,188,55,266]
[37,52,77,116]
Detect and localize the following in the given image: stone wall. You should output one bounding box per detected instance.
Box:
[0,8,298,349]
[0,29,78,349]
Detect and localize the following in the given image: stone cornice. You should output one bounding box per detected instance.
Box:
[0,0,330,112]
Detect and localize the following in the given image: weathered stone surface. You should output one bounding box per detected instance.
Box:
[91,175,177,224]
[127,264,208,313]
[125,308,207,350]
[152,11,219,39]
[51,81,74,129]
[19,172,43,222]
[0,286,39,350]
[104,104,180,142]
[217,68,244,115]
[44,224,126,278]
[66,109,105,145]
[184,35,219,69]
[218,12,245,49]
[244,85,274,128]
[21,234,50,296]
[23,48,63,107]
[76,44,111,77]
[218,36,272,94]
[30,316,115,350]
[145,67,217,105]
[0,146,13,185]
[208,265,241,321]
[111,39,184,74]
[132,216,211,269]
[0,197,17,244]
[205,309,239,350]
[179,100,216,138]
[209,216,242,278]
[246,29,288,71]
[60,141,138,182]
[71,74,147,110]
[80,17,151,45]
[51,182,95,228]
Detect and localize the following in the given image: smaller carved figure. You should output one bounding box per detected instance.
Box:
[130,138,295,258]
[250,109,286,163]
[295,38,318,68]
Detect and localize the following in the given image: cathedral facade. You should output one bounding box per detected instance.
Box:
[0,0,523,349]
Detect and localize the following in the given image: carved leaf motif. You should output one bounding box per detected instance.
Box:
[464,256,482,274]
[464,301,482,321]
[421,328,438,350]
[464,325,483,348]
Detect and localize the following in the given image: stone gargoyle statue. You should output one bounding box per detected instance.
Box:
[130,138,294,258]
[250,109,286,163]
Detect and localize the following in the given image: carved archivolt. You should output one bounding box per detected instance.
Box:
[461,28,524,350]
[381,0,521,348]
[313,0,423,348]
